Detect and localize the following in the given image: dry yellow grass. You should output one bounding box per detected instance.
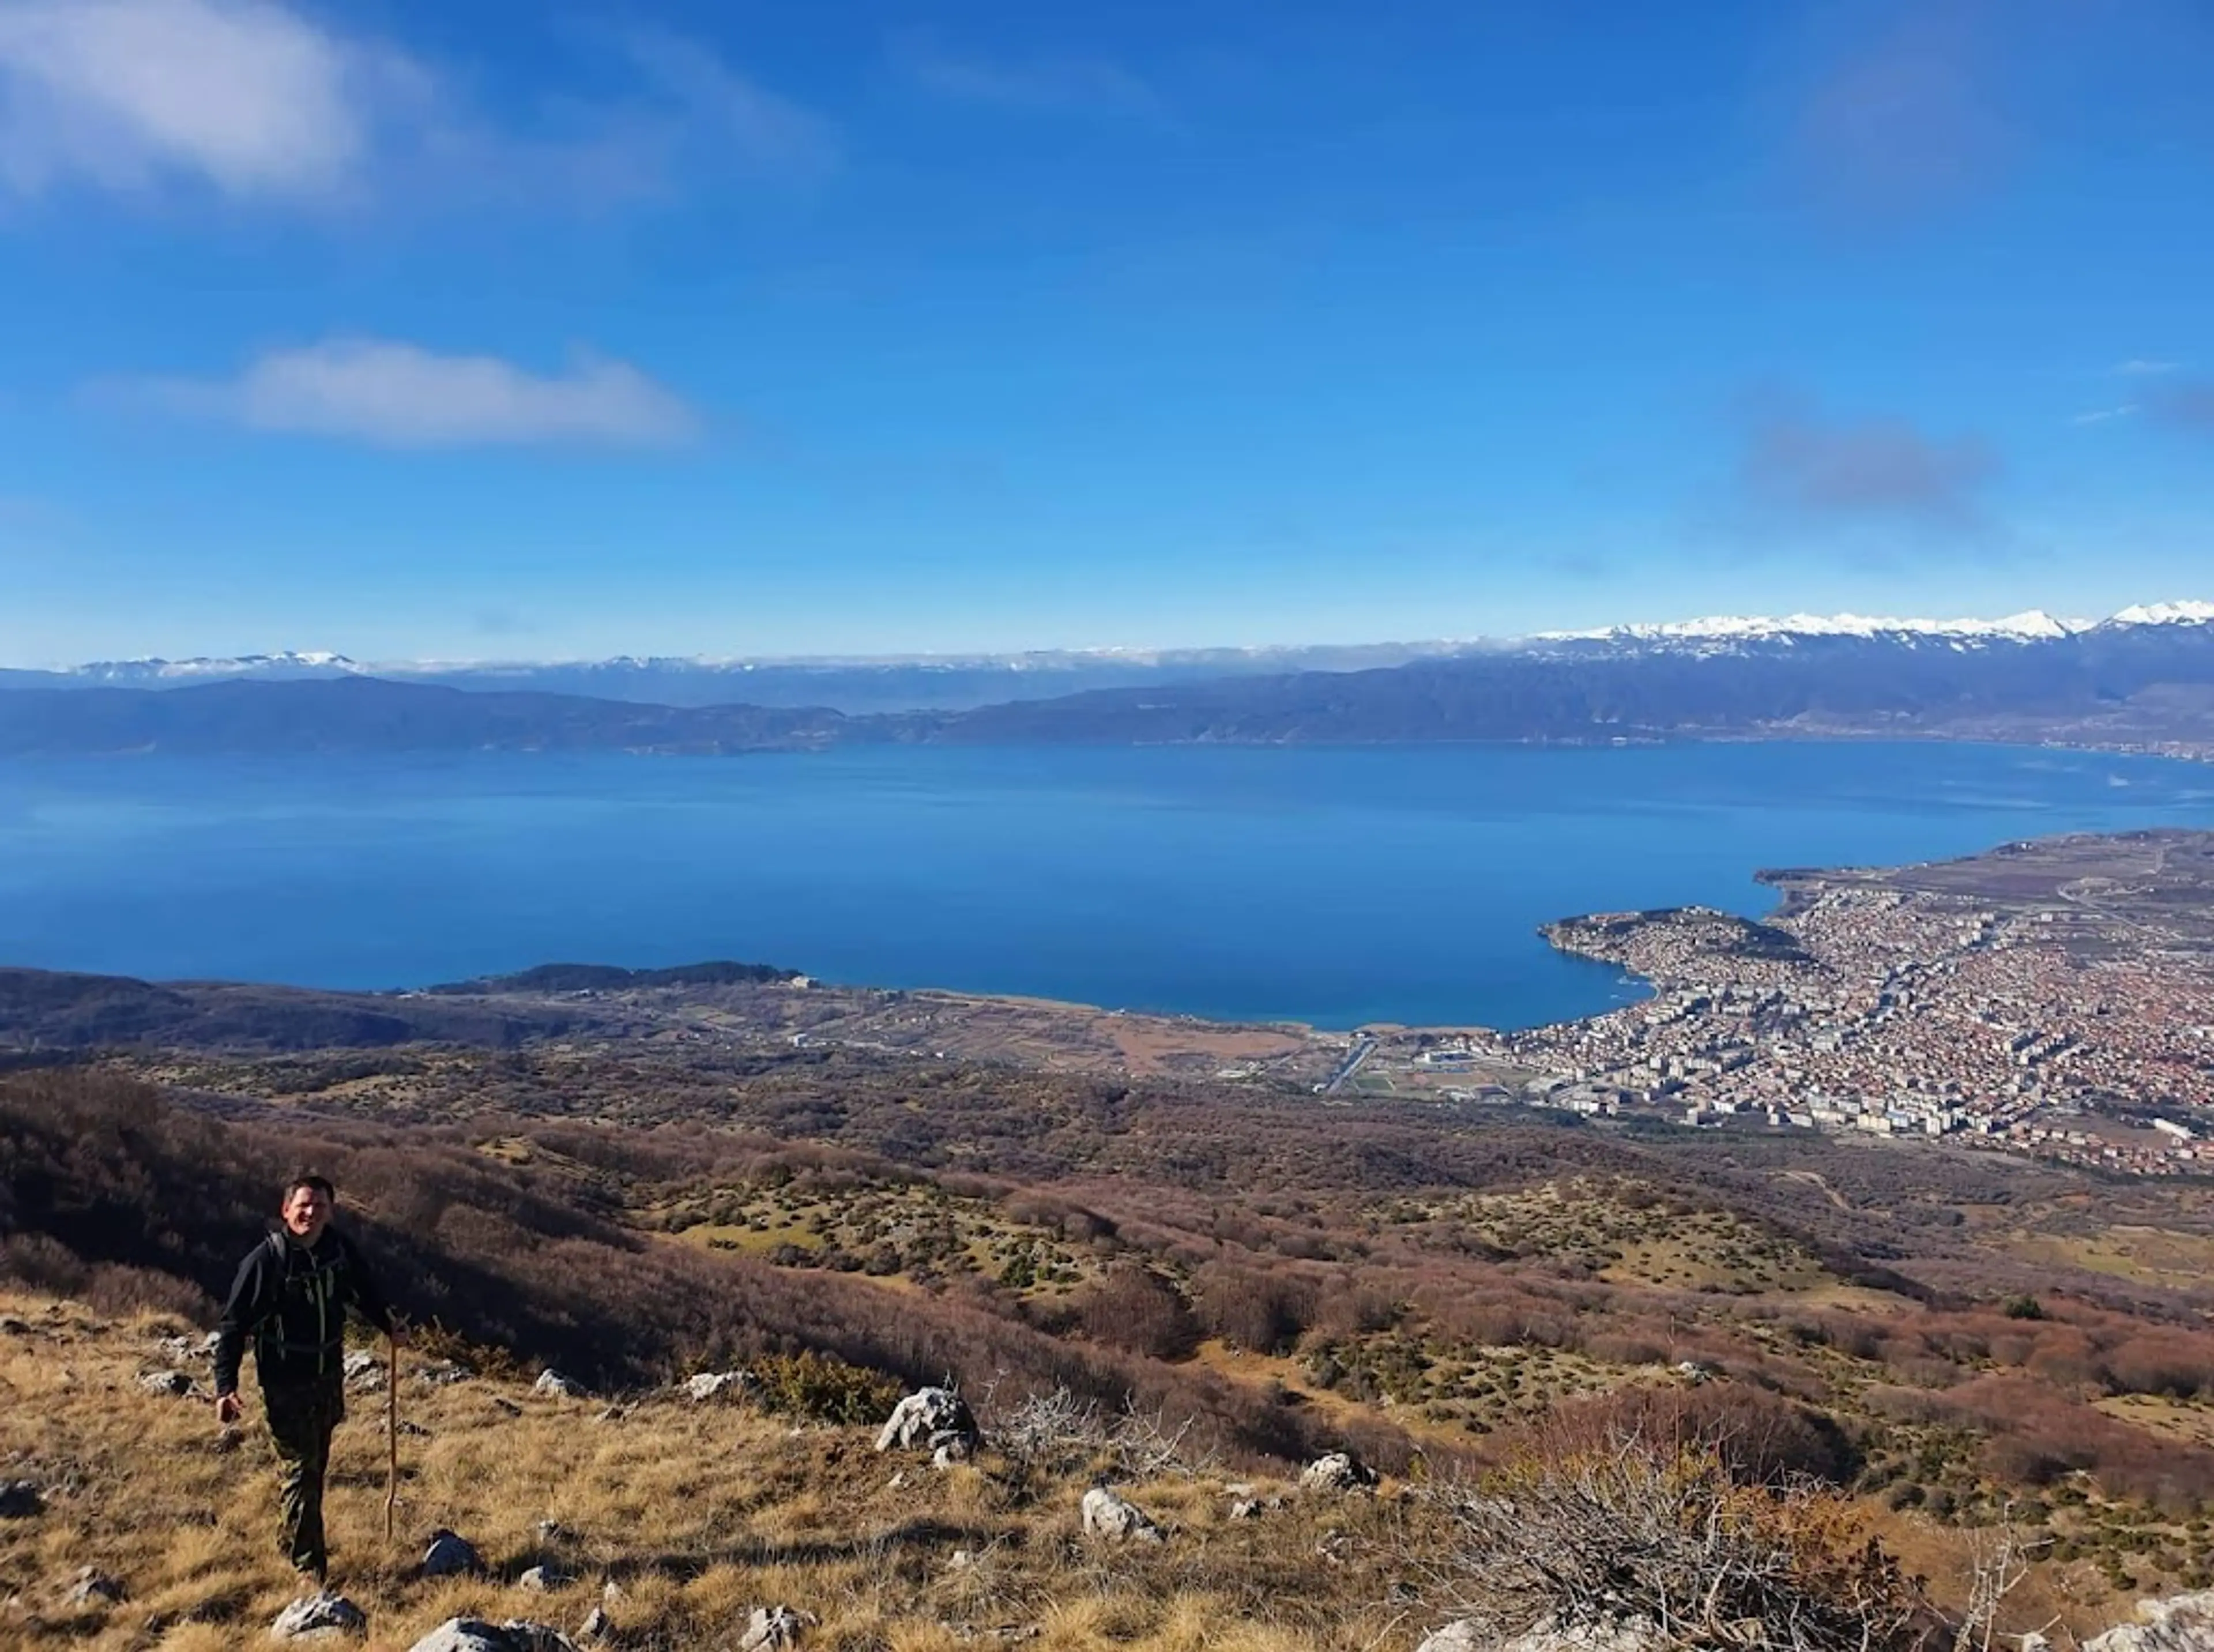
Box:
[0,1291,1449,1651]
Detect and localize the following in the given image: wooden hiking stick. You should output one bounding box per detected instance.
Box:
[384,1330,400,1543]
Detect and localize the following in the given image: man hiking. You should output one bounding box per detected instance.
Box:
[214,1172,404,1583]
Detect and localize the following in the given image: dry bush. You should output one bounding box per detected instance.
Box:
[1191,1263,1315,1355]
[1509,1384,1860,1491]
[1431,1439,1940,1652]
[1076,1265,1201,1361]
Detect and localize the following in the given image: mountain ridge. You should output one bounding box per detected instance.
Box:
[2,602,2212,756]
[9,599,2210,713]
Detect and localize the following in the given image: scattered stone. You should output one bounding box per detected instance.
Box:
[1415,1625,1483,1652]
[886,1471,909,1491]
[398,1419,432,1437]
[490,1397,524,1418]
[1675,1360,1714,1384]
[519,1565,574,1593]
[1081,1487,1164,1544]
[2086,1589,2214,1652]
[416,1360,471,1386]
[875,1387,980,1455]
[137,1368,195,1398]
[404,1620,579,1652]
[0,1480,42,1519]
[0,1314,31,1334]
[532,1369,587,1401]
[344,1350,386,1392]
[157,1334,213,1365]
[589,1405,627,1424]
[948,1549,977,1571]
[1228,1497,1266,1521]
[684,1370,758,1403]
[932,1437,975,1470]
[535,1518,573,1543]
[270,1590,368,1641]
[601,1582,624,1605]
[1493,1619,1662,1652]
[422,1528,484,1578]
[739,1606,816,1651]
[1298,1451,1379,1494]
[61,1567,125,1606]
[577,1605,610,1642]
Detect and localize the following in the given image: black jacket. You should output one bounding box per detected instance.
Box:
[214,1226,396,1395]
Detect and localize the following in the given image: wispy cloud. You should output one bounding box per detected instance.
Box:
[1734,390,2001,539]
[889,31,1162,121]
[2072,405,2138,426]
[0,0,833,210]
[104,337,699,449]
[2145,378,2214,434]
[1788,1,2011,227]
[2114,358,2181,377]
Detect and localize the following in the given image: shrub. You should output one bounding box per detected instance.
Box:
[750,1350,904,1425]
[1436,1440,1937,1652]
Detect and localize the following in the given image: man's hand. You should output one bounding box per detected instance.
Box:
[214,1391,243,1426]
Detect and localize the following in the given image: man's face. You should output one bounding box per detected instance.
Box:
[281,1184,333,1243]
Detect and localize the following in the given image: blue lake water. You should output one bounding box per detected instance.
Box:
[2,742,2211,1030]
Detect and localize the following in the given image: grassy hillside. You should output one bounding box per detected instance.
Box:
[11,1052,2214,1641]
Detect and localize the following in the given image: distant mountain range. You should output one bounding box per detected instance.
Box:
[2,601,2212,757]
[0,640,1477,713]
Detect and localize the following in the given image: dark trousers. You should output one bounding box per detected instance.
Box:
[263,1378,346,1576]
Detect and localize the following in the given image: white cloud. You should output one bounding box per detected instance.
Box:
[2071,404,2138,425]
[2114,359,2181,376]
[0,0,402,198]
[113,337,699,449]
[0,1,832,209]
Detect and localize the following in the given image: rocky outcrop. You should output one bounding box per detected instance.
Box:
[684,1370,758,1404]
[137,1368,194,1398]
[404,1621,579,1652]
[874,1387,980,1457]
[269,1590,368,1641]
[1080,1487,1163,1543]
[421,1529,484,1578]
[1298,1451,1379,1494]
[1417,1621,1661,1652]
[738,1606,815,1650]
[344,1349,386,1392]
[532,1369,588,1400]
[61,1566,125,1606]
[2086,1590,2214,1652]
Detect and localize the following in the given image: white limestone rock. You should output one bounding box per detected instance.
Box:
[875,1387,980,1455]
[1080,1487,1164,1544]
[1298,1451,1379,1493]
[738,1606,816,1651]
[684,1370,758,1403]
[421,1528,484,1578]
[269,1590,367,1641]
[2085,1590,2214,1652]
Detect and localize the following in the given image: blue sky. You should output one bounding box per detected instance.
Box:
[1,0,2211,664]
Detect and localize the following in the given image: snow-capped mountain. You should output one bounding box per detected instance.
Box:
[3,601,2209,723]
[49,652,369,684]
[1530,609,2082,650]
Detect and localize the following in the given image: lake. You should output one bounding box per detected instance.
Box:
[2,742,2211,1030]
